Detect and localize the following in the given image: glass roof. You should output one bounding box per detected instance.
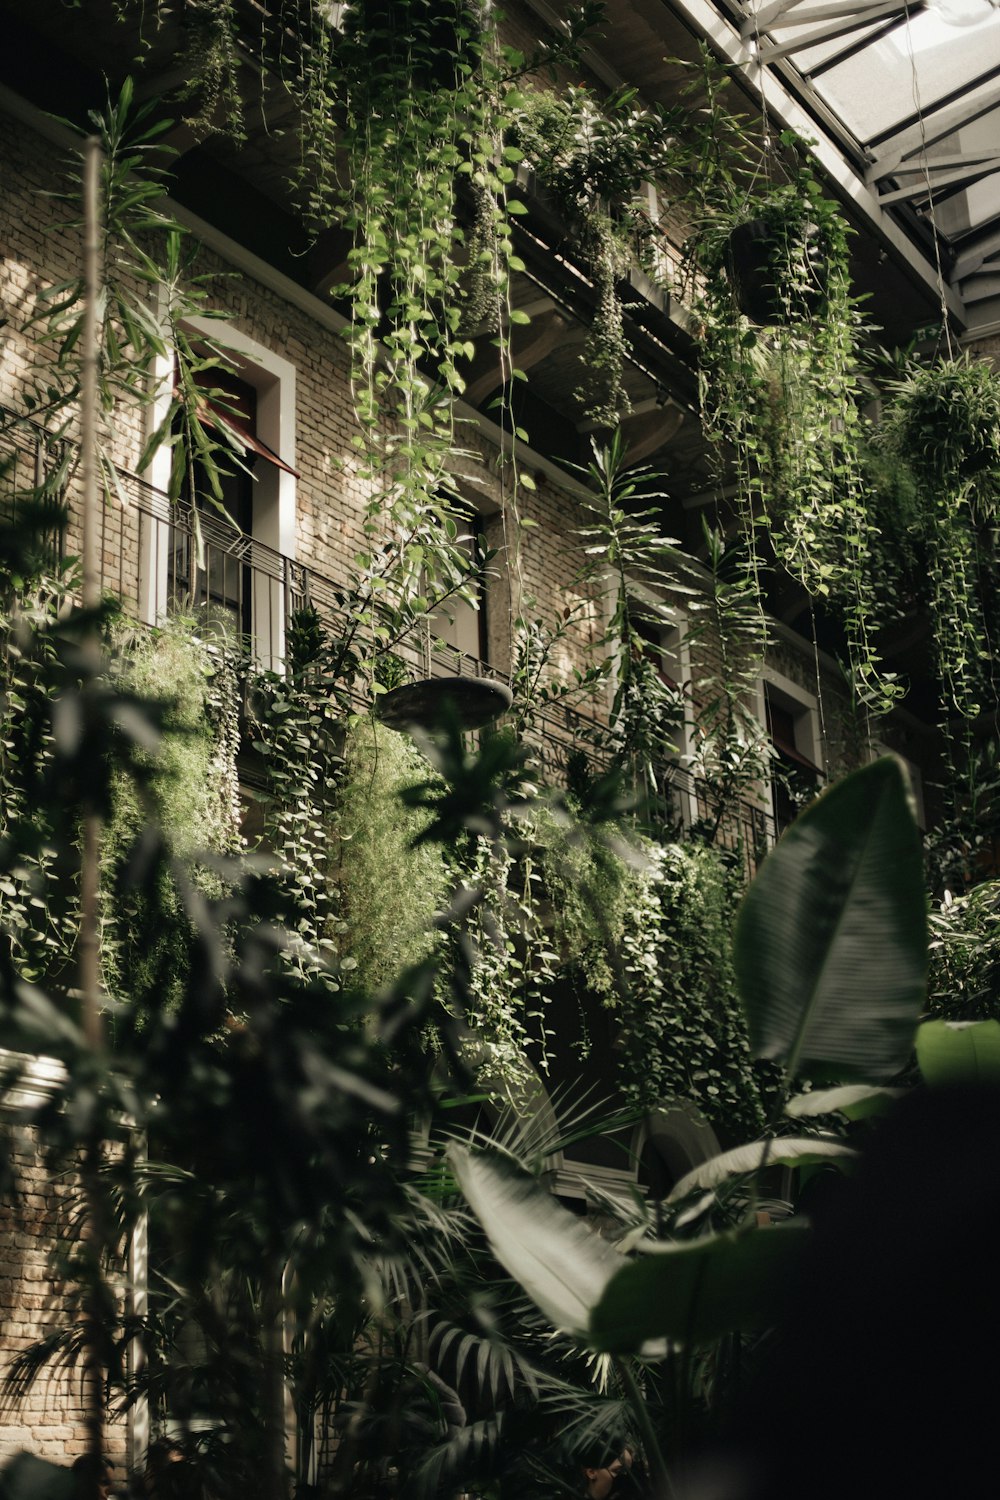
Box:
[734,0,1000,325]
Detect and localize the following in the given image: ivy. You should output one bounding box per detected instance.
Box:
[612,841,775,1139]
[334,718,450,994]
[101,616,243,1013]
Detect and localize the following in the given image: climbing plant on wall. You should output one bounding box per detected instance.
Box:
[102,615,243,1013]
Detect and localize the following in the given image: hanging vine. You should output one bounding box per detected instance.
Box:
[693,156,898,718]
[513,85,680,426]
[874,355,1000,729]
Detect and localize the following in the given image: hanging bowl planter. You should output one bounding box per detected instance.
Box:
[374,675,513,732]
[724,215,830,326]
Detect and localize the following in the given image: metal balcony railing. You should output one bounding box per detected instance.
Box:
[0,406,775,876]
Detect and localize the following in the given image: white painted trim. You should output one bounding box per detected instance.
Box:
[759,664,823,769]
[142,312,298,670]
[0,1049,67,1109]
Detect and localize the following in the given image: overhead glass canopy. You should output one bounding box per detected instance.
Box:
[729,0,1000,323]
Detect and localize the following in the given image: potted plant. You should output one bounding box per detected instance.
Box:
[871,353,1000,725]
[723,187,831,325]
[701,165,848,327]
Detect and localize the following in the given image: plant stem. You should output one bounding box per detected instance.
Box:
[80,130,107,1471]
[616,1357,676,1500]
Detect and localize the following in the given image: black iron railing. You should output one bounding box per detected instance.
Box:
[0,407,775,874]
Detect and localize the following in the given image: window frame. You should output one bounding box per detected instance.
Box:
[141,314,297,672]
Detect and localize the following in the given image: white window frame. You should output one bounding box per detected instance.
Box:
[140,315,297,673]
[756,666,823,839]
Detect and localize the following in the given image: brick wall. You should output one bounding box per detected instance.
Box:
[0,1120,127,1470]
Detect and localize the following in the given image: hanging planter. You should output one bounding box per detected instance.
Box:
[375,675,513,732]
[724,213,830,326]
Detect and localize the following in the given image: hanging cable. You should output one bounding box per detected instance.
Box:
[902,0,956,356]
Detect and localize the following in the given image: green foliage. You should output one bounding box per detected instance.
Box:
[928,880,1000,1022]
[925,736,1000,896]
[176,0,246,141]
[101,616,243,1011]
[20,80,256,567]
[875,356,1000,724]
[0,555,82,987]
[335,719,450,992]
[614,841,773,1138]
[247,668,346,982]
[915,1016,1000,1087]
[735,757,927,1084]
[453,752,931,1494]
[514,87,678,423]
[571,434,693,804]
[693,154,896,716]
[0,514,441,1499]
[685,523,770,843]
[590,1219,811,1350]
[523,800,636,1004]
[107,617,242,860]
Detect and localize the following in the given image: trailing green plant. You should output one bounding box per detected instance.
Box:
[176,0,246,141]
[689,127,896,718]
[295,0,600,652]
[684,523,771,848]
[614,840,774,1139]
[513,85,678,424]
[874,354,1000,727]
[335,718,451,994]
[101,614,243,1012]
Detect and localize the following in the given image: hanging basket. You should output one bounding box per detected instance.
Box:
[724,217,830,326]
[374,675,513,732]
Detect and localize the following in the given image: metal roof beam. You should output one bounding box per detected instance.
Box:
[656,0,966,320]
[877,157,1000,204]
[869,149,1000,185]
[866,74,1000,161]
[954,226,1000,279]
[804,10,917,78]
[743,0,904,37]
[757,2,906,62]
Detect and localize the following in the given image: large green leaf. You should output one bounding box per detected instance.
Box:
[590,1221,811,1350]
[734,757,926,1082]
[916,1018,1000,1087]
[667,1137,856,1202]
[785,1084,906,1120]
[448,1145,621,1337]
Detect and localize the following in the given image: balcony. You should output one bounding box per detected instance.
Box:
[0,407,775,875]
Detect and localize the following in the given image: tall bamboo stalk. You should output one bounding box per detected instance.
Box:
[79,131,107,1472]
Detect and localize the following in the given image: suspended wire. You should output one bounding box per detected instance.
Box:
[901,0,956,356]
